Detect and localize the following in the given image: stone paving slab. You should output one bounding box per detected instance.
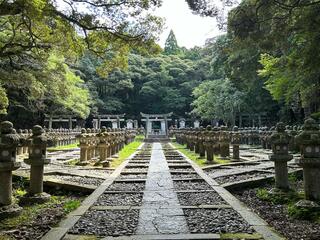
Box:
[65,233,222,239]
[136,143,189,235]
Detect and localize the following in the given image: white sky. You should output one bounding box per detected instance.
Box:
[154,0,225,49]
[55,0,226,49]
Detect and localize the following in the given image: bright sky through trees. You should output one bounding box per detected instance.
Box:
[154,0,225,48]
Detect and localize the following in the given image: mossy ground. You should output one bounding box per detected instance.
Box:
[171,141,230,166]
[0,185,84,239]
[221,233,263,239]
[255,173,320,222]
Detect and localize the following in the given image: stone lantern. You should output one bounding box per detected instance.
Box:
[198,127,206,158]
[219,126,230,159]
[22,125,51,203]
[212,127,220,156]
[77,128,89,165]
[295,118,320,201]
[269,122,293,191]
[97,127,110,167]
[231,126,241,160]
[0,121,22,218]
[194,128,200,154]
[203,126,214,164]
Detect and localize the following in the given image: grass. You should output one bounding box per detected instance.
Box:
[0,196,80,229]
[171,142,230,166]
[47,143,79,151]
[64,158,80,166]
[110,135,144,168]
[221,233,263,239]
[62,199,81,213]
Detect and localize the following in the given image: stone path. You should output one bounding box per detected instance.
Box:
[42,142,283,240]
[136,143,189,234]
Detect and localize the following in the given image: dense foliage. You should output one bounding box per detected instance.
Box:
[0,0,163,126]
[191,0,320,124]
[78,36,209,119]
[1,0,319,127]
[227,0,320,121]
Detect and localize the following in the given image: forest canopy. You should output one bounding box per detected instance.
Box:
[1,0,319,127]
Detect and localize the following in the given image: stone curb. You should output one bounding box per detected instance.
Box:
[90,204,232,210]
[13,172,97,193]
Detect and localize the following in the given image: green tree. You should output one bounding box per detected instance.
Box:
[164,30,181,55]
[228,0,320,119]
[192,79,244,125]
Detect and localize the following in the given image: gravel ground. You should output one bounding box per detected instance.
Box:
[126,164,149,168]
[235,186,320,240]
[214,171,272,184]
[226,163,260,169]
[69,209,139,236]
[170,173,200,179]
[169,167,194,172]
[118,174,148,179]
[129,161,150,164]
[170,168,196,173]
[73,169,112,177]
[122,168,148,173]
[95,193,143,206]
[166,157,185,160]
[49,175,104,186]
[1,192,84,240]
[177,191,226,205]
[173,180,212,190]
[184,209,255,234]
[168,163,192,167]
[106,182,145,191]
[167,160,189,163]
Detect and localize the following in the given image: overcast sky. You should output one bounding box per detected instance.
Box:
[154,0,225,49]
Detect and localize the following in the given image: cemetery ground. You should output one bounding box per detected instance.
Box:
[1,127,320,239]
[0,134,144,240]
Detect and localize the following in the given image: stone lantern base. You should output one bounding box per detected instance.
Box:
[20,192,51,205]
[268,188,291,196]
[294,199,320,210]
[101,160,110,167]
[76,160,90,166]
[0,204,22,219]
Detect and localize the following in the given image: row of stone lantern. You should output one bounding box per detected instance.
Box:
[172,126,241,163]
[77,128,136,167]
[14,128,81,157]
[0,121,50,219]
[233,126,302,153]
[268,119,320,206]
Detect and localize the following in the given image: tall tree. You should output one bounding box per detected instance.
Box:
[164,30,181,55]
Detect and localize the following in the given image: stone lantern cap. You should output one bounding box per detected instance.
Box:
[24,125,50,165]
[295,118,320,163]
[0,121,21,170]
[269,122,293,162]
[231,126,240,145]
[270,122,291,145]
